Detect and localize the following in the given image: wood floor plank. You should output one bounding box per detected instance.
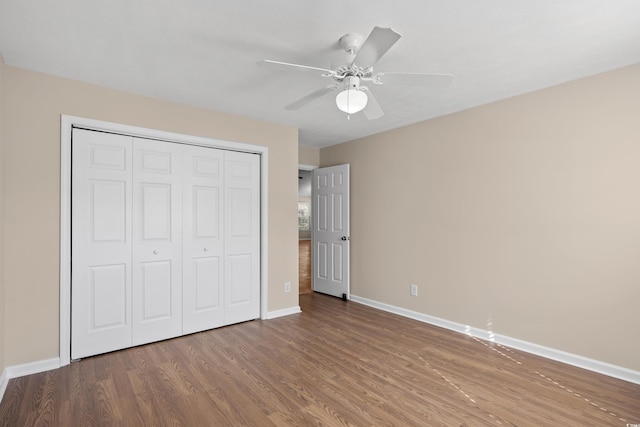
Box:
[1,292,639,426]
[94,378,123,424]
[299,239,312,295]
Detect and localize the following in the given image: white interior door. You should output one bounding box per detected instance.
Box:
[131,138,183,345]
[312,164,350,299]
[224,151,261,324]
[71,129,133,359]
[182,145,225,334]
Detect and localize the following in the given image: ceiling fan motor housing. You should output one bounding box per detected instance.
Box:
[344,76,361,90]
[332,33,372,82]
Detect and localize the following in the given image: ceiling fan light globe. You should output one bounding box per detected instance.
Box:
[336,89,368,114]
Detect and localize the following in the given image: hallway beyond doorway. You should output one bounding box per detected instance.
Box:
[299,240,312,294]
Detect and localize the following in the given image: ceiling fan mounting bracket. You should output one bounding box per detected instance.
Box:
[338,33,364,54]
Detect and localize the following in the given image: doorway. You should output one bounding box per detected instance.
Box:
[298,164,351,299]
[298,169,313,295]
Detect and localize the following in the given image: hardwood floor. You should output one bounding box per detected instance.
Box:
[299,239,312,295]
[1,293,639,426]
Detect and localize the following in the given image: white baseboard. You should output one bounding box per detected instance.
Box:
[0,357,60,403]
[264,305,301,320]
[350,294,640,385]
[5,357,61,379]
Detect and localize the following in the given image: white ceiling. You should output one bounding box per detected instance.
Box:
[1,1,639,148]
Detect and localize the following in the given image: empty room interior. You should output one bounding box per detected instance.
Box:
[1,1,639,425]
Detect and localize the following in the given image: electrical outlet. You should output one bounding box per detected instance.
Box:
[284,282,291,293]
[410,284,418,297]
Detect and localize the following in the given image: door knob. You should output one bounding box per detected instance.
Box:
[341,236,348,241]
[204,247,209,252]
[153,250,158,254]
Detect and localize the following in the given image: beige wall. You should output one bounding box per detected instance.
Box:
[298,144,320,167]
[0,55,5,373]
[2,65,299,366]
[321,64,640,372]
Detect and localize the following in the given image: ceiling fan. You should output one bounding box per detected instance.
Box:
[258,26,453,119]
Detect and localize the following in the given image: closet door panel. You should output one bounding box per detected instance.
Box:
[132,138,183,345]
[140,260,173,319]
[182,146,225,333]
[224,151,260,325]
[71,129,133,359]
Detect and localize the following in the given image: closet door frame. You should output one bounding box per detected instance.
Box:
[60,115,269,366]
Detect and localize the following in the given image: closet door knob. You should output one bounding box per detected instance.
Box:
[204,247,209,252]
[153,250,158,254]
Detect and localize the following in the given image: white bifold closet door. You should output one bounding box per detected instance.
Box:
[131,138,183,345]
[223,151,261,325]
[71,128,259,359]
[71,130,134,358]
[182,147,260,333]
[182,145,225,334]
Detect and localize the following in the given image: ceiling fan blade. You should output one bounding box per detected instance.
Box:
[258,60,335,76]
[351,27,402,69]
[285,85,338,110]
[376,72,454,87]
[360,87,384,120]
